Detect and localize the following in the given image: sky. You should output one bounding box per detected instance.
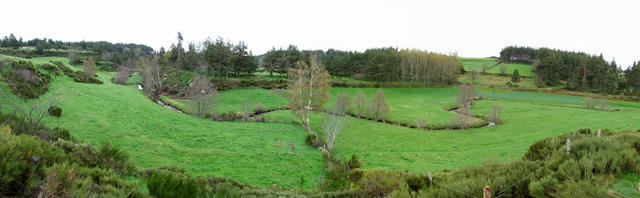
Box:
[2,0,639,66]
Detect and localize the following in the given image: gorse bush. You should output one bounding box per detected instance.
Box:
[3,60,51,99]
[48,106,62,117]
[0,112,144,197]
[147,170,211,198]
[40,63,61,75]
[51,60,103,84]
[0,132,68,196]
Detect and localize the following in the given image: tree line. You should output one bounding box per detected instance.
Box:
[260,47,462,84]
[1,33,153,65]
[163,32,257,77]
[499,45,637,94]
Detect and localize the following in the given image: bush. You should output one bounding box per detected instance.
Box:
[584,97,597,109]
[40,63,61,75]
[3,60,52,99]
[305,133,320,148]
[0,132,68,196]
[356,169,406,197]
[48,106,62,117]
[488,105,502,124]
[253,102,265,113]
[414,117,427,128]
[600,99,612,111]
[212,112,241,121]
[72,70,103,84]
[51,60,103,84]
[41,162,146,198]
[147,170,211,198]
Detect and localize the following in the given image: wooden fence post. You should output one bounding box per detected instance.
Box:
[566,138,571,155]
[483,186,491,198]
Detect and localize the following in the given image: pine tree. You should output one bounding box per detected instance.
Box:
[511,69,521,86]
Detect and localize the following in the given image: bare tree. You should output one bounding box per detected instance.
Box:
[11,94,62,133]
[471,70,479,84]
[415,117,427,128]
[599,99,612,111]
[488,104,502,124]
[287,54,330,136]
[242,102,251,122]
[101,52,112,62]
[115,59,134,84]
[16,68,36,83]
[583,96,596,109]
[481,64,488,74]
[82,57,96,78]
[68,50,79,64]
[333,92,351,116]
[456,84,476,109]
[253,102,265,113]
[353,90,367,117]
[499,64,507,75]
[369,88,390,121]
[138,56,164,97]
[451,106,474,129]
[323,113,345,155]
[188,75,218,117]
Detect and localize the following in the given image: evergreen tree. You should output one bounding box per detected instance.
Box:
[511,69,521,86]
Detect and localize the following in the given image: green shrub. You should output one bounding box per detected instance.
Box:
[51,60,103,84]
[146,170,211,198]
[48,106,62,117]
[41,162,147,198]
[356,169,406,197]
[0,113,71,142]
[3,60,51,98]
[40,63,61,75]
[72,70,103,84]
[0,132,68,196]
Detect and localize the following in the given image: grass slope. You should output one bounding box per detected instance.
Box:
[459,57,534,77]
[0,55,323,189]
[259,88,640,173]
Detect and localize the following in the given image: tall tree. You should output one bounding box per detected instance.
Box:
[82,57,96,78]
[287,55,330,138]
[511,69,521,86]
[369,89,390,121]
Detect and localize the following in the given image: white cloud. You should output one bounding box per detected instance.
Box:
[2,0,638,66]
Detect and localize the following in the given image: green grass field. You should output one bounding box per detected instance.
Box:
[254,88,640,173]
[458,73,536,88]
[3,55,640,191]
[459,57,534,77]
[0,55,323,189]
[459,57,498,72]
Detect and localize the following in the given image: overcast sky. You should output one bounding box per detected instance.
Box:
[2,0,639,66]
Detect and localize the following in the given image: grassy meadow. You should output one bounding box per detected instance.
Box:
[459,57,534,77]
[257,89,640,172]
[0,56,323,189]
[3,55,640,192]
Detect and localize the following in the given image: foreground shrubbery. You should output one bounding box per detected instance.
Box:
[0,112,145,197]
[350,128,640,197]
[2,60,51,99]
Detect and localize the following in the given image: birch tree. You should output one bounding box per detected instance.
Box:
[287,55,330,136]
[323,113,345,155]
[188,75,218,117]
[353,90,367,117]
[138,56,164,98]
